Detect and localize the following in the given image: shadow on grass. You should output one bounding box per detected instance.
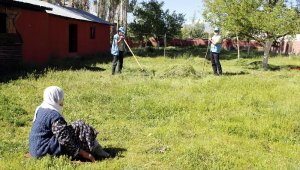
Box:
[70,147,127,163]
[288,66,300,71]
[223,71,249,76]
[103,147,127,158]
[0,53,111,83]
[91,147,127,161]
[24,147,127,163]
[221,50,263,60]
[247,61,300,71]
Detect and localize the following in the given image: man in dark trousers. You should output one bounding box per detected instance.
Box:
[209,27,223,76]
[111,27,125,75]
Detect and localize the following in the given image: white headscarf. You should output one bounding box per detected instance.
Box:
[33,86,64,122]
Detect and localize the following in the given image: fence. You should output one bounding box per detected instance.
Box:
[126,37,300,55]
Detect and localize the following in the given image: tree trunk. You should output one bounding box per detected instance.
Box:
[122,0,128,33]
[120,0,123,26]
[98,0,107,19]
[236,33,240,59]
[247,39,251,56]
[116,0,127,29]
[108,0,121,39]
[108,0,119,24]
[262,40,272,71]
[116,4,120,28]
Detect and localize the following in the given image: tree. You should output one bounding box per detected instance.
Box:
[128,0,137,13]
[203,0,300,70]
[42,0,62,5]
[181,22,205,39]
[107,0,120,24]
[97,0,107,19]
[164,10,185,38]
[129,0,185,41]
[120,0,128,26]
[72,0,89,11]
[181,13,206,39]
[42,0,89,11]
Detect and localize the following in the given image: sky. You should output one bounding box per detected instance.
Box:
[129,0,205,24]
[89,0,204,24]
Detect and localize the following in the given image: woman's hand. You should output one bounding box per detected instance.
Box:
[79,149,95,162]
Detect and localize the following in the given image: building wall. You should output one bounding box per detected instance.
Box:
[292,41,300,55]
[48,15,110,59]
[16,9,49,64]
[16,9,110,64]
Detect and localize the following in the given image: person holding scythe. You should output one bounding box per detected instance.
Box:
[209,27,223,76]
[111,27,126,75]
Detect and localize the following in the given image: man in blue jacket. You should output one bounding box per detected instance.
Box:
[111,27,125,75]
[209,27,223,76]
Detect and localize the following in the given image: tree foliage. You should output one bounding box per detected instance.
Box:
[72,0,89,11]
[129,0,185,39]
[181,22,206,39]
[42,0,89,11]
[96,0,134,31]
[128,0,137,13]
[203,0,300,70]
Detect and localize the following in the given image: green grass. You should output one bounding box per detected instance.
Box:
[0,47,300,169]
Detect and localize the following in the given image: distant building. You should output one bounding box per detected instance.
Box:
[0,0,111,66]
[296,34,300,41]
[292,34,300,55]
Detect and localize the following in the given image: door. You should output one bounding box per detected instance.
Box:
[69,24,77,52]
[0,13,6,33]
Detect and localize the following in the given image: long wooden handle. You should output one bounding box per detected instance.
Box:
[124,40,143,70]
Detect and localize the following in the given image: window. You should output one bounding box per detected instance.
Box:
[90,26,96,39]
[0,13,7,33]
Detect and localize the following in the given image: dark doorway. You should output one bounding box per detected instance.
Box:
[0,13,7,33]
[69,24,77,52]
[90,26,96,39]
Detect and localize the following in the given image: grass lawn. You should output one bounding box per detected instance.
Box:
[0,47,300,169]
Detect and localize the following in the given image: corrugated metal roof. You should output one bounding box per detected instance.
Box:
[14,0,111,25]
[0,0,51,11]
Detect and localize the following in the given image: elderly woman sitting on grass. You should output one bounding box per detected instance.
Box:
[29,86,109,162]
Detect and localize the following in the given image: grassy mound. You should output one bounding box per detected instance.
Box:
[159,64,197,78]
